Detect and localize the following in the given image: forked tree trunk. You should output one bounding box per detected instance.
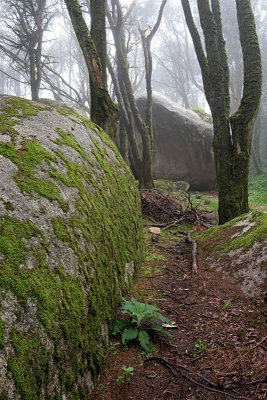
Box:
[181,0,262,224]
[107,0,167,189]
[107,0,154,189]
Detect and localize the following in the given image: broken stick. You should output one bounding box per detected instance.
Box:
[186,232,197,274]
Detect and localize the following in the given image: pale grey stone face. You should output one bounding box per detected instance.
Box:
[0,96,142,399]
[206,213,267,299]
[136,92,216,190]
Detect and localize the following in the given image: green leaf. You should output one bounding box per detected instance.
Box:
[112,319,130,335]
[121,327,138,345]
[122,365,134,375]
[153,313,172,324]
[150,324,165,333]
[138,330,150,353]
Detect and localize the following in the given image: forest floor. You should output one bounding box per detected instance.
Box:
[90,189,266,400]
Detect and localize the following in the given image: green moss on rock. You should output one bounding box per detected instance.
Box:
[0,141,68,211]
[0,96,49,142]
[0,317,5,349]
[197,211,267,253]
[0,216,42,267]
[0,96,143,399]
[8,329,50,400]
[197,211,266,299]
[0,391,10,400]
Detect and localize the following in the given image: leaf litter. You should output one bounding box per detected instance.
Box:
[90,190,266,400]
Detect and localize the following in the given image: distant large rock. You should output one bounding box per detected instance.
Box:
[137,93,216,190]
[0,96,143,399]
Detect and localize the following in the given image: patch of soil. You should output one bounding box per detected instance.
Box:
[90,193,266,400]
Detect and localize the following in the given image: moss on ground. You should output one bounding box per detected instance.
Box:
[0,96,143,399]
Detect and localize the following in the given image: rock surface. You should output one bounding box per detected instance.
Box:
[0,96,143,399]
[197,211,267,300]
[136,93,216,190]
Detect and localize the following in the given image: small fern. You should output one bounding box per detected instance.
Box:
[112,298,171,352]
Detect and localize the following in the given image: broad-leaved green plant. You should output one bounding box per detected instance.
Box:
[112,297,171,352]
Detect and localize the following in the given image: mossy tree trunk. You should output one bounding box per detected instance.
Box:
[29,53,41,101]
[181,0,262,224]
[64,0,119,138]
[107,57,143,179]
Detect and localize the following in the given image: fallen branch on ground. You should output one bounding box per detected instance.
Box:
[186,232,197,274]
[142,357,252,400]
[224,335,267,372]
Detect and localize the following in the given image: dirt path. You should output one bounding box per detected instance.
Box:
[90,219,266,400]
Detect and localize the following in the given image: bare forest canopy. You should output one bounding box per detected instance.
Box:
[0,0,266,141]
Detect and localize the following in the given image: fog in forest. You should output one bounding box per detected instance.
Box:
[0,0,266,165]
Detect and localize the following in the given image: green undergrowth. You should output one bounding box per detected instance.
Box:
[190,193,218,213]
[144,252,167,263]
[248,169,267,206]
[153,180,218,214]
[197,211,267,253]
[112,297,171,353]
[0,97,143,399]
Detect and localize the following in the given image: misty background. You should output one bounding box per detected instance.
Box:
[0,0,266,165]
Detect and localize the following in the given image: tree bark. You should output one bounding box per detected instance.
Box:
[108,0,154,188]
[182,0,262,224]
[139,0,167,152]
[64,0,118,138]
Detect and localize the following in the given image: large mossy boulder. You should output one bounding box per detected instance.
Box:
[197,211,267,300]
[0,96,143,399]
[136,93,216,190]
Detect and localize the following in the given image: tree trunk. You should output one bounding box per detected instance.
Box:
[118,119,129,165]
[108,0,154,188]
[213,117,251,223]
[29,54,40,101]
[90,0,107,83]
[182,0,262,224]
[64,0,118,138]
